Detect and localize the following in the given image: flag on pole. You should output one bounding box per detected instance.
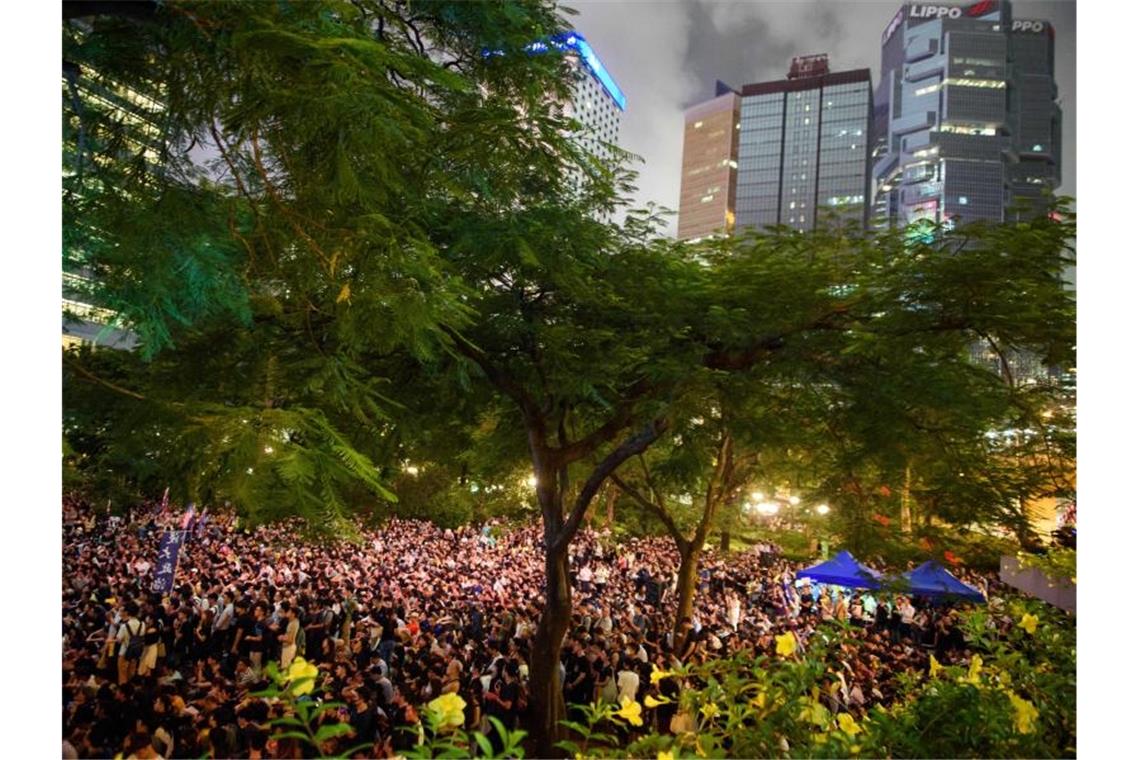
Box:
[179,503,197,531]
[152,530,187,594]
[195,507,210,537]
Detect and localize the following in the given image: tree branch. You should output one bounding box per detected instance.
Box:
[64,354,146,401]
[554,376,654,465]
[610,473,686,549]
[554,417,668,550]
[440,325,545,431]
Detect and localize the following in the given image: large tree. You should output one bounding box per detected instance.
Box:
[63,3,1075,756]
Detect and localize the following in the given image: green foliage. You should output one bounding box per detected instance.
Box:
[557,600,1074,759]
[252,658,372,758]
[404,708,527,759]
[1017,546,1077,584]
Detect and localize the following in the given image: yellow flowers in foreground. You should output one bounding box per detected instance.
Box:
[1018,612,1040,635]
[1008,691,1039,734]
[615,696,644,726]
[700,702,720,720]
[838,712,862,737]
[643,694,670,708]
[657,752,674,760]
[929,654,943,679]
[776,631,798,657]
[650,664,673,685]
[962,654,984,686]
[426,692,467,731]
[750,690,768,710]
[285,657,319,696]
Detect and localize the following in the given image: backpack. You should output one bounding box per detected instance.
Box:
[124,620,145,660]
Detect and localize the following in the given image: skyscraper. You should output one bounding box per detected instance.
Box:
[872,1,1062,228]
[734,55,873,234]
[63,24,164,351]
[551,32,625,181]
[677,82,740,242]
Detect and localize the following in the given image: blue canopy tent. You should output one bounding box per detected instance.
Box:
[896,561,986,603]
[795,550,883,590]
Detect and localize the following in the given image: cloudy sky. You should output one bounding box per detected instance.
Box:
[567,0,1076,236]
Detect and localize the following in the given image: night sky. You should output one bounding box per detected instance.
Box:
[568,0,1076,236]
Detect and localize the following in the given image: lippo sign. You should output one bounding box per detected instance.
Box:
[908,0,999,21]
[884,1,1002,46]
[1011,19,1050,34]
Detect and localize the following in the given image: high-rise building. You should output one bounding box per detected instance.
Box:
[735,55,873,234]
[549,32,625,180]
[62,31,164,351]
[872,1,1062,228]
[677,82,740,242]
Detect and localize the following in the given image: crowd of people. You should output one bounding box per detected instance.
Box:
[62,495,1008,759]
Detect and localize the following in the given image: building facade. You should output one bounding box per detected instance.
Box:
[677,83,740,241]
[872,1,1062,228]
[734,56,873,234]
[62,30,163,351]
[552,32,625,182]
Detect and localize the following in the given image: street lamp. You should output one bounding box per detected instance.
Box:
[815,504,830,515]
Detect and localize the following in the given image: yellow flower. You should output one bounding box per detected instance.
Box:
[928,654,943,679]
[700,702,720,720]
[650,664,672,685]
[838,712,862,737]
[961,654,983,686]
[799,700,831,728]
[658,752,674,760]
[750,690,768,710]
[285,657,319,696]
[616,696,643,727]
[776,631,797,657]
[426,692,466,731]
[1018,612,1039,635]
[1008,692,1039,734]
[644,694,670,708]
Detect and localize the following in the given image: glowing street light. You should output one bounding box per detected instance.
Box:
[789,496,801,506]
[403,464,420,476]
[815,504,830,515]
[750,491,765,503]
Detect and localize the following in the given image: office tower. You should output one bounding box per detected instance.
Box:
[1007,18,1062,218]
[677,81,740,242]
[549,32,625,180]
[872,1,1062,228]
[62,37,164,350]
[735,55,873,233]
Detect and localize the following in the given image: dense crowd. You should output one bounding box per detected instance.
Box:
[62,495,1006,759]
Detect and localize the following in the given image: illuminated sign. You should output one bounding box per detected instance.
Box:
[911,5,963,19]
[1011,19,1049,33]
[486,32,627,112]
[909,0,997,21]
[554,32,627,111]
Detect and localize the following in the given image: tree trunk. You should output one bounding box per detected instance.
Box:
[673,540,700,642]
[605,485,617,530]
[719,529,730,552]
[900,464,913,534]
[530,540,572,757]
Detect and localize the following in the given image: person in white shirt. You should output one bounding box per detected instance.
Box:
[577,564,593,594]
[616,658,640,703]
[726,591,742,632]
[115,602,145,685]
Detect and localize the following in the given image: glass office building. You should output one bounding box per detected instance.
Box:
[735,56,872,233]
[871,1,1061,227]
[677,82,740,242]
